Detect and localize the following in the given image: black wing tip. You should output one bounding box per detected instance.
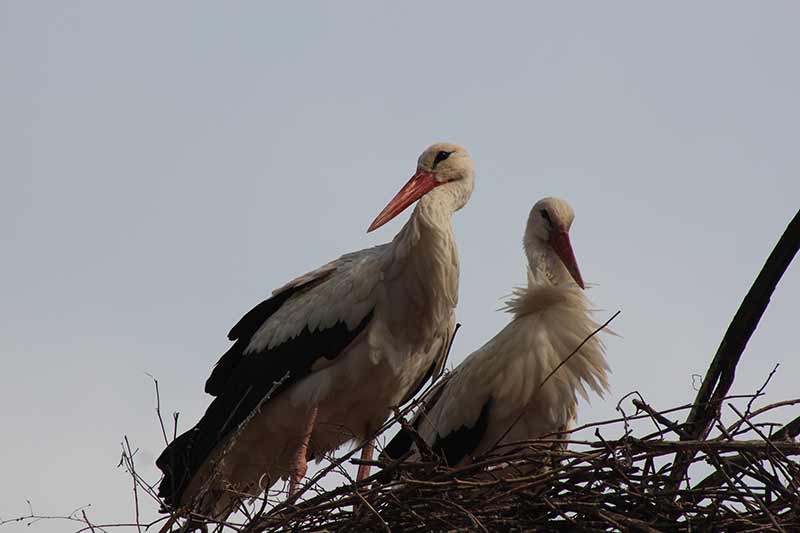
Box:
[156,478,181,510]
[204,363,230,396]
[155,431,198,511]
[205,340,248,396]
[382,429,414,461]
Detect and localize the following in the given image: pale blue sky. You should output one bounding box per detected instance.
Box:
[1,2,798,531]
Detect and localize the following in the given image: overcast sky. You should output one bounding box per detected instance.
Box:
[1,2,798,531]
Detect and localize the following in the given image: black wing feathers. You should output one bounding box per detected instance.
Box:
[432,396,494,466]
[382,396,494,466]
[156,284,374,510]
[205,288,299,395]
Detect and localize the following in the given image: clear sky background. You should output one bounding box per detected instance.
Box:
[1,2,798,531]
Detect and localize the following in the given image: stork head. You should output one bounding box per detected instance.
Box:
[368,142,474,232]
[524,197,585,289]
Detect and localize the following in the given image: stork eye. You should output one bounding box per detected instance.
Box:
[540,209,552,225]
[432,150,453,168]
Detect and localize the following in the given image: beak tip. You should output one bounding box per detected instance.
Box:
[367,170,438,237]
[550,231,585,290]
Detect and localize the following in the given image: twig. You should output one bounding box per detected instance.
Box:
[745,363,780,417]
[632,398,690,439]
[146,373,170,446]
[122,436,143,533]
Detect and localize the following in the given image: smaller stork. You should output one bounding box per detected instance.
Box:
[383,197,610,467]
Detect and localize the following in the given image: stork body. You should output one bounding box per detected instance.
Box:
[383,198,609,467]
[157,143,474,519]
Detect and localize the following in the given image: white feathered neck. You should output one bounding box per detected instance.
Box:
[501,270,610,413]
[381,185,465,347]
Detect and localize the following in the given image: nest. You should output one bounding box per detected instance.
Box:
[237,394,800,533]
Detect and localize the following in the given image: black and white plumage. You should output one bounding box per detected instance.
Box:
[156,142,474,519]
[383,197,610,467]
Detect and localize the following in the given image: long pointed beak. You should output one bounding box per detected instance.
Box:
[367,170,438,232]
[549,231,585,289]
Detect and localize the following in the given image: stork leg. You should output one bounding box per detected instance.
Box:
[289,405,318,496]
[356,439,375,482]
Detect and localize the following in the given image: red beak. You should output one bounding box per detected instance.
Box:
[549,231,585,289]
[367,170,438,232]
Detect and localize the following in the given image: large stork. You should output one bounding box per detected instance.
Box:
[383,197,609,468]
[156,142,474,520]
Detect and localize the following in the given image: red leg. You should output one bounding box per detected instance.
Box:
[356,439,375,483]
[289,405,318,496]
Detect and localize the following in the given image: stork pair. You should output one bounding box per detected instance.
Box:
[156,143,610,522]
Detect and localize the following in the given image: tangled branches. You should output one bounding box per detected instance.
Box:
[239,395,800,533]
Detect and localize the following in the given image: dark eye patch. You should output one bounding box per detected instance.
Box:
[433,150,453,168]
[540,209,552,225]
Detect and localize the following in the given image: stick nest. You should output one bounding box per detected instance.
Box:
[244,394,800,533]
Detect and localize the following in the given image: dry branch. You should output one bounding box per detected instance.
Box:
[673,209,800,489]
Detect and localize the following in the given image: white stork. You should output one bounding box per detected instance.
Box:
[156,142,475,519]
[383,197,610,468]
